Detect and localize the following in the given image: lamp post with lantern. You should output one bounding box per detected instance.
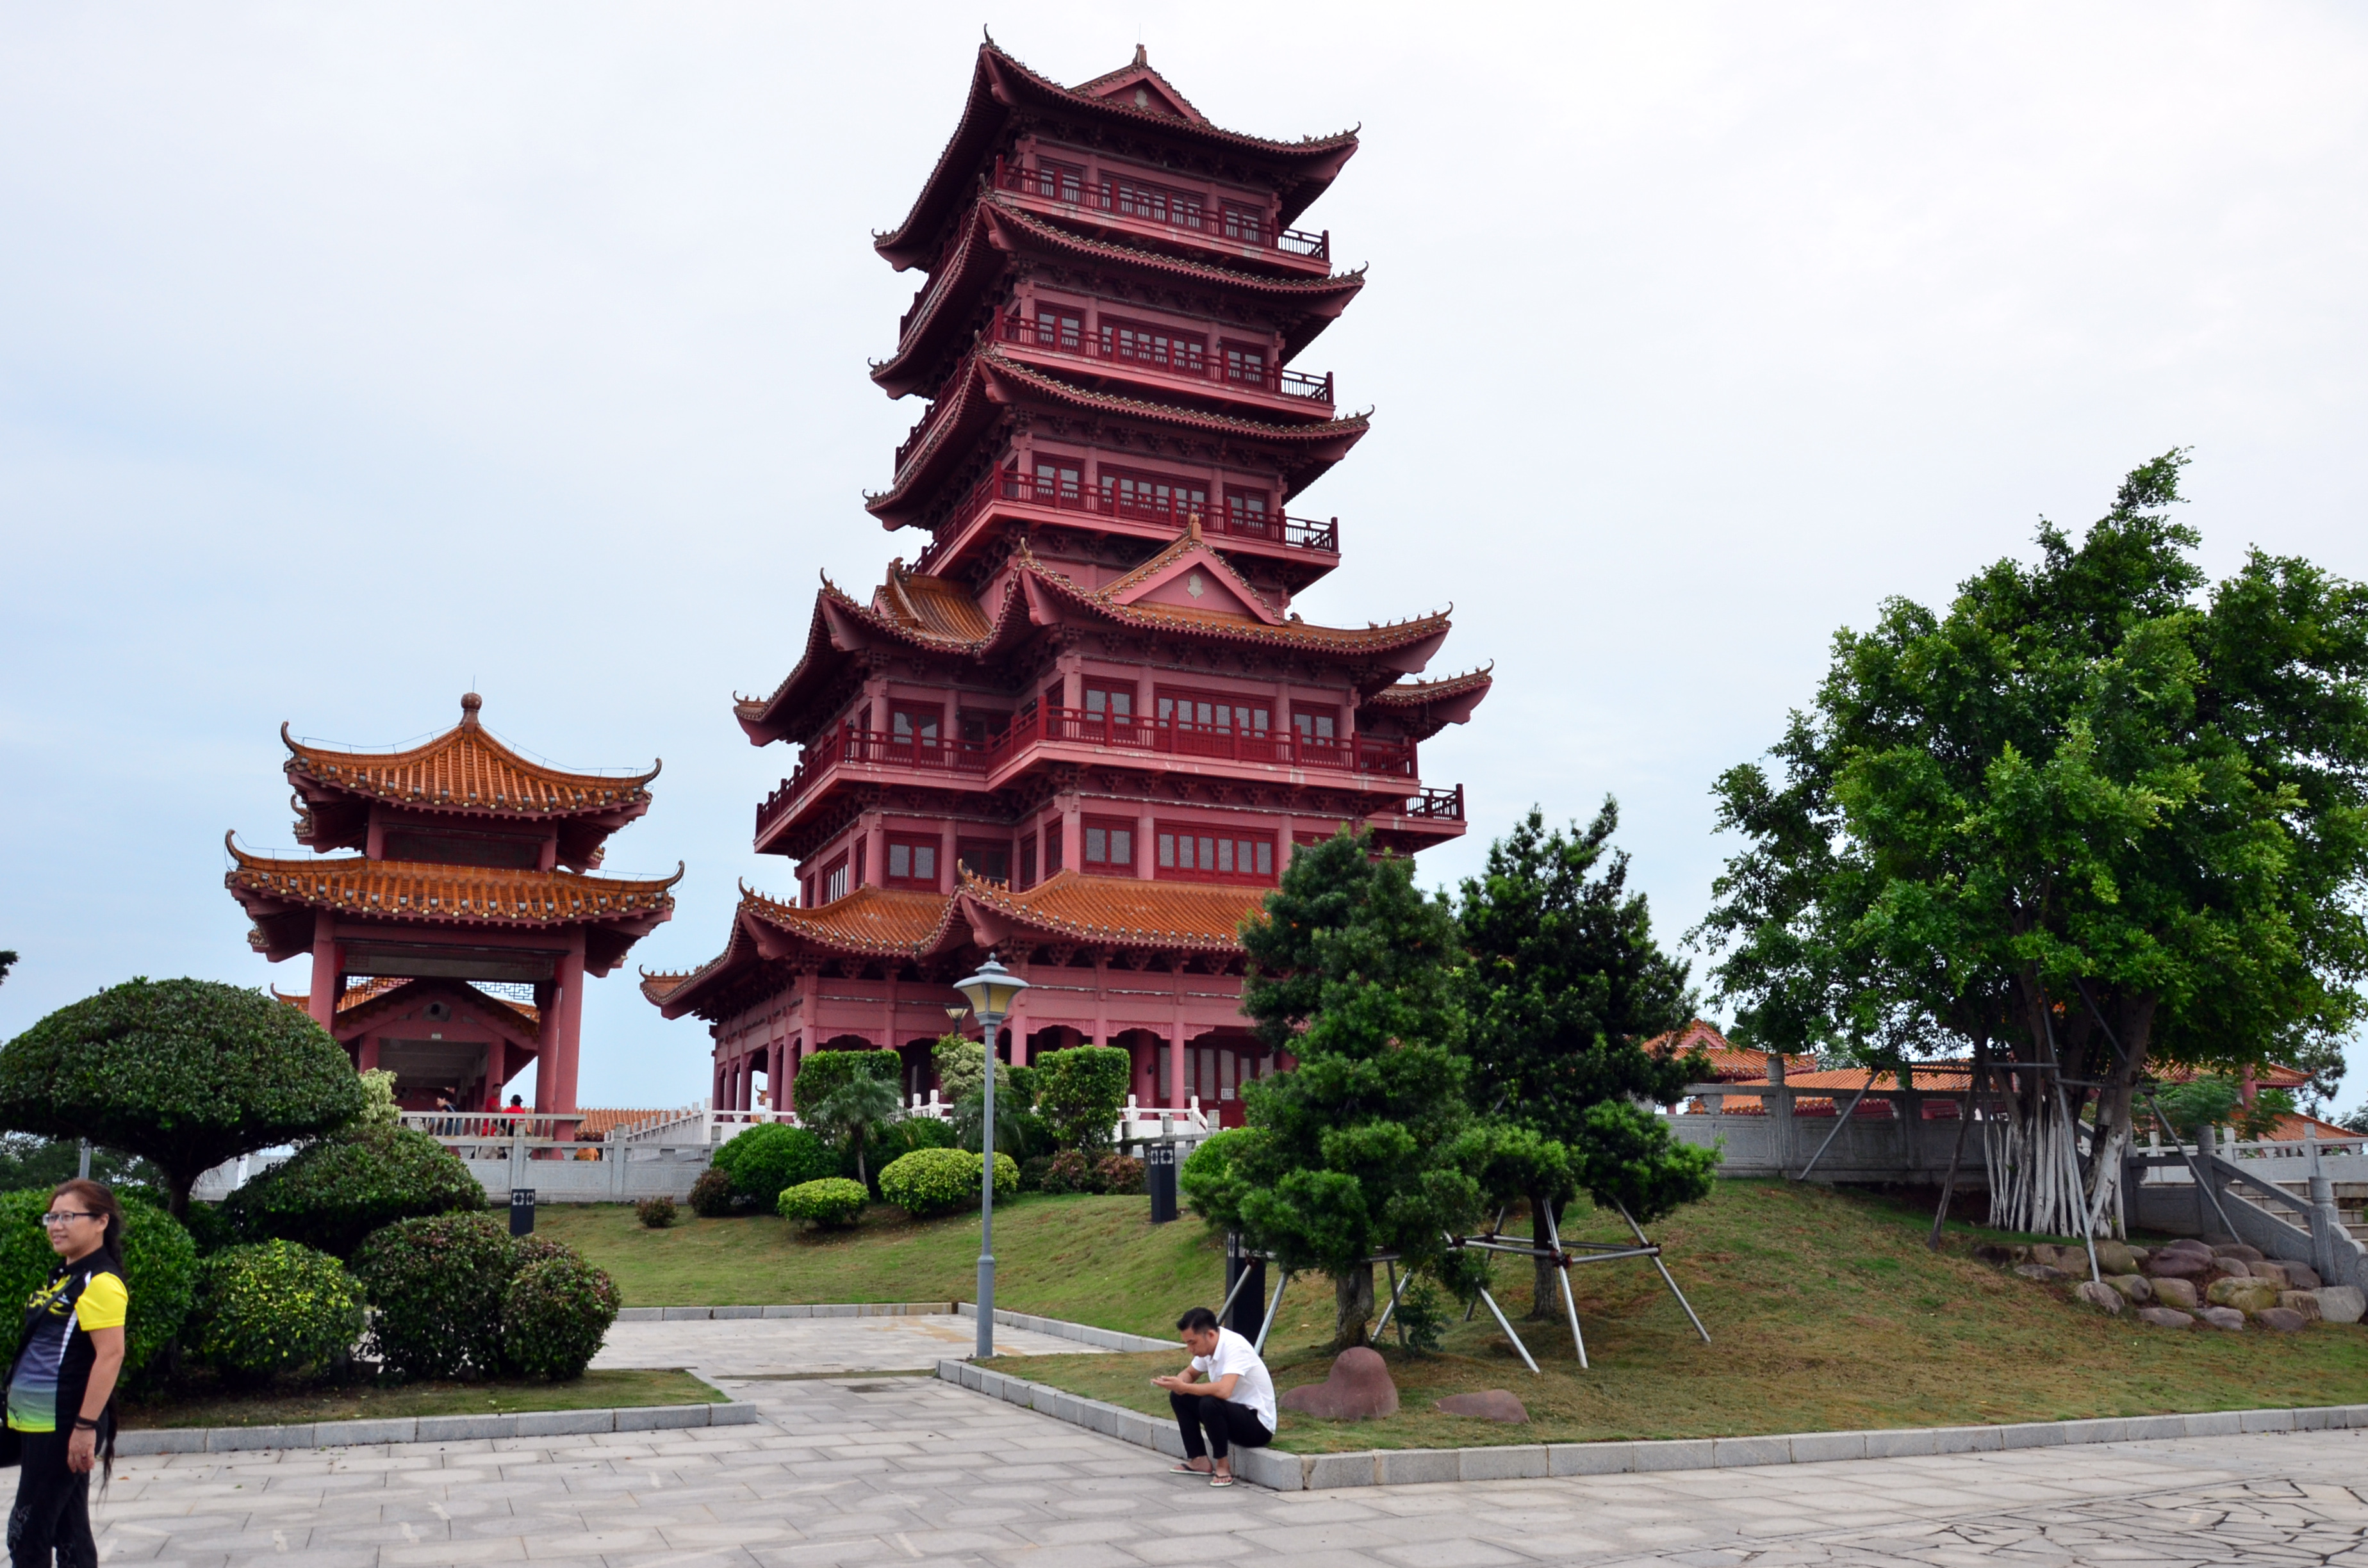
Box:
[951,954,1028,1359]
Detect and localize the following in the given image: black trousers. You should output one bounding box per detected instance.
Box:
[1169,1391,1271,1462]
[7,1430,95,1568]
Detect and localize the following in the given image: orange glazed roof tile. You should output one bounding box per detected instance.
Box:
[963,870,1263,951]
[875,561,994,641]
[741,882,963,959]
[272,977,408,1015]
[577,1107,665,1138]
[227,837,680,927]
[284,693,659,821]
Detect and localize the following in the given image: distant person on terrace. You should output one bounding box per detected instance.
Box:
[1153,1307,1274,1486]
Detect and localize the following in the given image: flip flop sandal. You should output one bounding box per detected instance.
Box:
[1209,1474,1236,1487]
[1171,1463,1209,1474]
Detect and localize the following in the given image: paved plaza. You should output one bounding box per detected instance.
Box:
[589,1315,1101,1378]
[93,1366,2368,1567]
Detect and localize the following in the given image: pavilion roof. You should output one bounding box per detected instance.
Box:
[961,870,1265,952]
[1363,666,1494,739]
[876,40,1358,270]
[228,838,678,927]
[283,694,658,824]
[275,976,543,1034]
[734,528,1453,746]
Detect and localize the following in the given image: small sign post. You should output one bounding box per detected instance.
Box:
[509,1187,536,1236]
[1146,1141,1178,1223]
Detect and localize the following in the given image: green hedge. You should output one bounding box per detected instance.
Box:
[499,1255,620,1381]
[877,1148,1017,1218]
[776,1177,868,1229]
[189,1241,363,1380]
[0,1189,195,1377]
[711,1123,835,1210]
[224,1124,484,1257]
[1033,1046,1132,1152]
[350,1213,513,1380]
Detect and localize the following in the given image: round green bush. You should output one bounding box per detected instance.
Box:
[776,1177,868,1229]
[711,1123,834,1210]
[877,1148,1017,1218]
[189,1241,363,1381]
[635,1196,676,1229]
[224,1124,485,1257]
[687,1168,738,1218]
[350,1212,512,1380]
[0,1189,195,1377]
[498,1254,620,1381]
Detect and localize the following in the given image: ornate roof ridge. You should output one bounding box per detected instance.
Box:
[1066,45,1208,122]
[1094,516,1284,623]
[959,867,1262,951]
[1368,664,1495,703]
[984,199,1368,293]
[281,695,659,819]
[982,38,1354,156]
[979,350,1369,440]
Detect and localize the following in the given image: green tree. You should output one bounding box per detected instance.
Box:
[0,979,367,1216]
[1698,453,2368,1236]
[1456,802,1706,1313]
[789,1047,900,1118]
[1032,1045,1132,1153]
[1210,828,1483,1349]
[806,1074,903,1188]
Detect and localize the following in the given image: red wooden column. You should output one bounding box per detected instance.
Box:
[306,912,340,1031]
[543,932,588,1114]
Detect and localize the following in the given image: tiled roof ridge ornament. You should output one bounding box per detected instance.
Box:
[460,690,483,728]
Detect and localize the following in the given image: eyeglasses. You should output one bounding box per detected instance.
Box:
[38,1212,99,1228]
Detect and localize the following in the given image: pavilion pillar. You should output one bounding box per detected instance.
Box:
[864,813,887,890]
[545,936,586,1115]
[306,913,340,1031]
[1059,800,1082,881]
[1168,1015,1188,1107]
[1137,805,1156,879]
[940,821,959,892]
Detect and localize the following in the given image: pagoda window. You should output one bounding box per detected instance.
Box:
[1019,832,1038,889]
[1024,159,1085,205]
[958,709,1006,746]
[1221,341,1270,390]
[1292,707,1338,742]
[1157,689,1270,735]
[1224,488,1272,537]
[1031,304,1085,352]
[823,854,851,904]
[1029,455,1083,507]
[884,836,939,888]
[1100,467,1208,526]
[1219,202,1267,244]
[1082,817,1135,875]
[1081,682,1135,724]
[1105,175,1204,231]
[1156,823,1276,884]
[802,872,816,906]
[890,705,942,749]
[958,840,1010,882]
[1101,319,1205,375]
[1044,821,1064,876]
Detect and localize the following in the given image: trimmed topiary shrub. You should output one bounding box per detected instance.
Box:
[687,1168,738,1218]
[711,1123,835,1211]
[635,1195,676,1229]
[877,1148,1017,1218]
[350,1212,512,1380]
[1092,1152,1145,1195]
[1033,1046,1133,1153]
[1038,1149,1094,1195]
[188,1240,363,1382]
[776,1177,868,1229]
[224,1123,485,1257]
[498,1254,620,1380]
[790,1048,901,1118]
[0,978,368,1216]
[0,1189,195,1378]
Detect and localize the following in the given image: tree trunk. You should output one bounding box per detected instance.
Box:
[1529,1192,1557,1319]
[1332,1263,1374,1350]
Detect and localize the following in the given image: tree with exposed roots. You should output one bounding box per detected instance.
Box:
[1697,453,2368,1238]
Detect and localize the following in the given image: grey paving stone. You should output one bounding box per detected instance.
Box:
[1711,1436,1791,1468]
[1303,1451,1381,1489]
[512,1409,615,1437]
[1455,1445,1547,1482]
[1375,1449,1460,1485]
[415,1414,517,1442]
[1786,1431,1867,1463]
[1928,1425,2004,1454]
[614,1403,714,1432]
[1549,1442,1632,1476]
[205,1423,315,1451]
[1994,1421,2068,1450]
[1625,1439,1716,1472]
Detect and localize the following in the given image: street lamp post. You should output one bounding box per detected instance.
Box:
[953,953,1028,1359]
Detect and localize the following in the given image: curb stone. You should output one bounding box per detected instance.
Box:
[929,1359,2368,1494]
[617,1301,958,1322]
[117,1400,762,1457]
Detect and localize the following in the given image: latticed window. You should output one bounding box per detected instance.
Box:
[1222,342,1269,388]
[1099,468,1208,523]
[1101,319,1206,374]
[1083,817,1135,874]
[885,837,939,888]
[1225,489,1271,535]
[1157,689,1269,734]
[1156,824,1276,883]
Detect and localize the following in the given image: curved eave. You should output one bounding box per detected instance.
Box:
[866,359,999,530]
[281,723,659,822]
[1363,667,1495,740]
[223,835,682,932]
[1019,554,1448,668]
[876,41,1358,272]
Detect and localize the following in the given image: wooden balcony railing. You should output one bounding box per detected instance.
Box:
[992,314,1333,404]
[915,464,1338,573]
[758,710,1420,840]
[996,161,1329,263]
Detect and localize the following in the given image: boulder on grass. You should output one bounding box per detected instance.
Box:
[2207,1277,2283,1315]
[2313,1286,2365,1325]
[2126,1245,2152,1270]
[2135,1307,2195,1329]
[1279,1347,1399,1421]
[2151,1277,2200,1311]
[2276,1292,2323,1323]
[2284,1264,2323,1292]
[1435,1391,1529,1423]
[2205,1259,2253,1285]
[2212,1243,2265,1263]
[2093,1241,2138,1275]
[2196,1305,2248,1331]
[2073,1281,2125,1314]
[2249,1261,2292,1291]
[2146,1252,2208,1280]
[2014,1263,2072,1284]
[2255,1307,2309,1334]
[2029,1243,2069,1270]
[2105,1274,2153,1303]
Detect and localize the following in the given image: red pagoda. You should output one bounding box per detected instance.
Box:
[643,41,1490,1125]
[226,694,678,1113]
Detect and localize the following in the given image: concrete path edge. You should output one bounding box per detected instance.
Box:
[116,1400,764,1457]
[932,1357,2368,1494]
[610,1299,1174,1353]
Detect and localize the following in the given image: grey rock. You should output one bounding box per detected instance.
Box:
[2255,1306,2310,1333]
[2248,1260,2292,1290]
[2196,1305,2249,1331]
[2014,1263,2072,1283]
[2311,1286,2365,1325]
[2151,1276,2200,1310]
[2276,1291,2323,1322]
[2146,1252,2208,1280]
[2074,1280,2125,1314]
[2212,1242,2267,1262]
[2105,1273,2153,1303]
[2135,1307,2195,1329]
[2285,1263,2323,1291]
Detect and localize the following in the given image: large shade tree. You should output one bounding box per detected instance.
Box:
[1187,829,1484,1348]
[1457,802,1711,1314]
[0,978,368,1216]
[1698,453,2368,1236]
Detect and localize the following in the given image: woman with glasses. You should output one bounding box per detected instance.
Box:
[4,1179,127,1567]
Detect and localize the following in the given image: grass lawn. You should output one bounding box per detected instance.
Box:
[122,1368,723,1430]
[539,1182,2368,1451]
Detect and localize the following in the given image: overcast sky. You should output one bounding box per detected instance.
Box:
[4,3,2365,1115]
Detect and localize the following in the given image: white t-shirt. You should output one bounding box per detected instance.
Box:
[1189,1327,1276,1433]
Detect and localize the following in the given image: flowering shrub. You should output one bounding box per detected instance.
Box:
[687,1168,738,1218]
[1092,1153,1145,1195]
[776,1177,868,1229]
[635,1195,676,1229]
[189,1241,363,1381]
[1038,1150,1095,1195]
